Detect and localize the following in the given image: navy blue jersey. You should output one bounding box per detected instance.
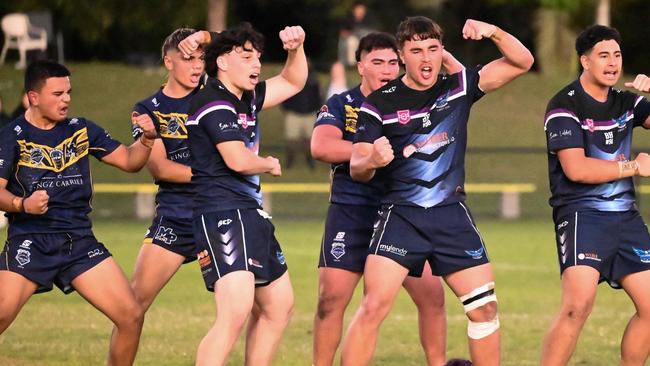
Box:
[314,85,384,206]
[187,79,266,214]
[0,116,121,238]
[133,86,201,218]
[354,67,484,208]
[544,79,650,218]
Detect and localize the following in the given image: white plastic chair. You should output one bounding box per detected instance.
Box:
[0,13,47,69]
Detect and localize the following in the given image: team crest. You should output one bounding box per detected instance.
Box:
[397,109,411,124]
[154,112,188,139]
[15,249,30,266]
[464,247,484,259]
[331,242,346,260]
[633,247,650,263]
[585,118,595,132]
[18,128,90,172]
[238,113,248,128]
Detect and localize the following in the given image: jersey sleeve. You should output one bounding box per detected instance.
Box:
[254,81,266,112]
[354,99,383,144]
[189,102,245,145]
[130,103,155,141]
[0,126,18,180]
[87,120,122,159]
[544,98,583,152]
[467,66,486,104]
[633,95,650,128]
[314,95,345,131]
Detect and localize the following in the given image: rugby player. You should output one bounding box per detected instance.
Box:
[311,32,463,366]
[183,23,307,365]
[0,60,157,366]
[342,17,533,366]
[541,25,650,366]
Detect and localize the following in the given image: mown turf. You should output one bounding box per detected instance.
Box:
[0,219,639,365]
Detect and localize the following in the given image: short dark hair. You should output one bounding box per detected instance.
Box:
[162,27,197,59]
[205,22,264,78]
[355,32,398,62]
[575,25,621,56]
[444,359,473,366]
[25,60,71,92]
[396,16,443,48]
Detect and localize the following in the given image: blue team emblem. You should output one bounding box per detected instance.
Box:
[167,117,180,133]
[331,242,346,260]
[464,247,484,259]
[30,148,44,164]
[276,250,286,265]
[615,111,630,128]
[633,247,650,263]
[15,249,30,266]
[435,91,449,109]
[50,149,64,169]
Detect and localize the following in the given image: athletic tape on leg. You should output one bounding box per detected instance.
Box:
[459,281,497,313]
[467,316,500,339]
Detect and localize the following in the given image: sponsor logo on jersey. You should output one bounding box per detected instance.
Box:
[378,244,408,256]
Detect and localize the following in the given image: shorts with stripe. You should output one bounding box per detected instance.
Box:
[369,202,489,277]
[553,209,650,288]
[194,208,288,291]
[0,233,112,294]
[318,203,379,273]
[144,214,197,263]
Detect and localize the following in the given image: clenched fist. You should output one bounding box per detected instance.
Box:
[462,19,498,40]
[371,136,394,168]
[279,26,306,51]
[635,153,650,177]
[24,190,49,215]
[266,156,282,177]
[625,74,650,93]
[132,112,157,140]
[178,31,209,57]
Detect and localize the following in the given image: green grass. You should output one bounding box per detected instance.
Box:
[0,219,639,365]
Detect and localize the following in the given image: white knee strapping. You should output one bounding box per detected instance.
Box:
[467,316,500,339]
[459,281,497,313]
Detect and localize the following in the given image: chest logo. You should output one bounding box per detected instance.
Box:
[18,128,89,172]
[397,110,411,125]
[238,113,249,129]
[154,112,188,139]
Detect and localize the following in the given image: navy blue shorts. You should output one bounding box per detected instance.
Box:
[319,203,379,273]
[369,202,489,277]
[194,208,288,291]
[0,233,112,294]
[144,214,197,263]
[553,210,650,288]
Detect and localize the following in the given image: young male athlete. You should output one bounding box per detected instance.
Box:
[0,60,157,366]
[119,27,210,344]
[184,23,307,365]
[343,17,534,366]
[312,32,463,366]
[541,25,650,366]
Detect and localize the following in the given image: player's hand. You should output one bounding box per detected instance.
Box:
[462,19,498,40]
[24,190,49,215]
[624,74,650,93]
[371,136,394,168]
[266,156,282,176]
[635,153,650,177]
[279,26,306,51]
[132,112,157,140]
[178,31,208,57]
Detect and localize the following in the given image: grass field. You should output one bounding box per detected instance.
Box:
[0,219,639,365]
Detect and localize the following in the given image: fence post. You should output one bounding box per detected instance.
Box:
[262,191,272,214]
[500,192,520,219]
[135,191,155,219]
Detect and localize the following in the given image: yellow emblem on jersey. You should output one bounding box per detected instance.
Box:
[18,128,90,172]
[154,111,188,139]
[344,105,360,133]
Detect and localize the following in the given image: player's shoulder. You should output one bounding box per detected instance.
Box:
[547,80,580,112]
[610,86,641,106]
[365,79,399,107]
[135,88,165,112]
[189,79,236,115]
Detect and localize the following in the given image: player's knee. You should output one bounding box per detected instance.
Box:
[561,298,594,322]
[115,301,144,330]
[317,291,349,319]
[359,295,392,322]
[459,282,499,339]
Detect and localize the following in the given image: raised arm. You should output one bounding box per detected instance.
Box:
[217,141,281,176]
[262,26,308,110]
[558,148,650,184]
[101,113,157,172]
[461,19,534,93]
[624,74,650,128]
[350,137,393,182]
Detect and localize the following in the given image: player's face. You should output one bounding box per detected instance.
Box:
[165,48,205,90]
[28,76,71,122]
[399,37,443,90]
[581,39,622,87]
[358,48,399,93]
[222,41,262,92]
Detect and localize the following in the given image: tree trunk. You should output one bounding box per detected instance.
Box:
[208,0,227,32]
[534,8,577,77]
[596,0,610,26]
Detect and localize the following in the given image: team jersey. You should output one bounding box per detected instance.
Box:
[544,79,650,218]
[0,115,121,238]
[132,85,202,218]
[354,67,484,208]
[186,78,266,214]
[314,85,384,206]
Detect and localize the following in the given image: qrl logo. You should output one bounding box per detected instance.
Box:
[397,110,411,124]
[238,113,248,128]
